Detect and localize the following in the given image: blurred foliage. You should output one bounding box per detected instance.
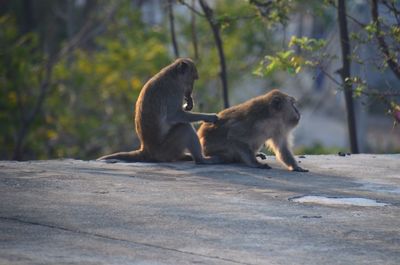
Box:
[0,0,283,160]
[50,4,171,158]
[254,35,331,76]
[249,0,293,25]
[295,143,342,155]
[1,0,399,160]
[254,35,330,78]
[0,1,173,159]
[0,15,45,159]
[177,0,279,111]
[255,0,400,124]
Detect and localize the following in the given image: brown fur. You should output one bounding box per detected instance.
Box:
[197,89,308,172]
[98,58,220,164]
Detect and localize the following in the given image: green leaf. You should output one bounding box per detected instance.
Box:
[354,85,364,97]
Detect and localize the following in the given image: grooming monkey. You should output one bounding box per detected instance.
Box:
[98,58,220,164]
[197,89,308,172]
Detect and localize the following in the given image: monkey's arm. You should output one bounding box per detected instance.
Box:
[268,139,308,172]
[169,111,218,124]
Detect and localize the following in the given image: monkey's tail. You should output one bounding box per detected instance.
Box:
[97,150,148,162]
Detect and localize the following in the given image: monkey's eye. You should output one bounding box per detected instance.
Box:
[271,96,283,111]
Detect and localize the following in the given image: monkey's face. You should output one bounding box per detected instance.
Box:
[183,87,194,111]
[286,97,301,125]
[176,59,198,111]
[271,94,301,126]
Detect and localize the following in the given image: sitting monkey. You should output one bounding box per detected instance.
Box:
[197,89,308,172]
[98,58,220,164]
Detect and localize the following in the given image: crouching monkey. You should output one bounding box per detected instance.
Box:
[98,58,220,164]
[197,89,308,172]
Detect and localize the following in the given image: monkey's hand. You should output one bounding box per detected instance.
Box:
[292,166,309,172]
[258,163,271,169]
[203,114,218,123]
[256,152,267,160]
[183,96,194,111]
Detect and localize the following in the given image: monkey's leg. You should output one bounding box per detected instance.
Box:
[231,141,271,169]
[183,124,222,164]
[159,123,221,164]
[179,153,194,161]
[273,142,308,172]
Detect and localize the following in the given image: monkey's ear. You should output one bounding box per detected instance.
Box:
[177,60,189,75]
[271,96,283,111]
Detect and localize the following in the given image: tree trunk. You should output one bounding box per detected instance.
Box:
[198,0,229,108]
[191,0,199,60]
[13,60,52,160]
[22,0,34,33]
[12,2,117,160]
[168,0,180,58]
[371,0,400,79]
[337,0,359,153]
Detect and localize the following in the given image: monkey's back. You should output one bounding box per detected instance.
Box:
[135,71,183,154]
[198,100,257,158]
[135,76,170,150]
[198,118,231,158]
[198,93,276,159]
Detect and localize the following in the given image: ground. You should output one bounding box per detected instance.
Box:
[0,154,399,265]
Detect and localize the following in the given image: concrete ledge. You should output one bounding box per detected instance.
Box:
[0,154,399,264]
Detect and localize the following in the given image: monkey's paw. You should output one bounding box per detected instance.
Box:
[258,163,272,169]
[292,166,308,172]
[99,159,119,164]
[256,152,267,160]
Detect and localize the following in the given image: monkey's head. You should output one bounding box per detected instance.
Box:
[268,90,301,127]
[174,58,198,111]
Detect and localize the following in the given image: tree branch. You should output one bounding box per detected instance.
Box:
[337,0,359,153]
[168,0,180,58]
[371,0,400,79]
[382,0,400,25]
[198,0,229,108]
[328,1,367,27]
[190,0,199,60]
[178,0,205,17]
[12,3,118,160]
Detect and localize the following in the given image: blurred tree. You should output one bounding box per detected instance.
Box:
[0,15,43,159]
[198,0,230,108]
[0,1,117,160]
[371,0,400,79]
[178,0,280,111]
[337,0,359,153]
[168,0,180,58]
[0,0,294,159]
[1,0,399,160]
[50,1,170,159]
[254,0,400,152]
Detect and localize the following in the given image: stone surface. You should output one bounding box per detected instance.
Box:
[0,154,399,265]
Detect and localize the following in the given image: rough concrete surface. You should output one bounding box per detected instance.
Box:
[0,154,399,265]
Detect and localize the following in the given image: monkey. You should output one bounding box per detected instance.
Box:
[197,89,308,172]
[98,58,220,164]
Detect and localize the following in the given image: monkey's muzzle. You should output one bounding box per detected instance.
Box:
[292,104,301,123]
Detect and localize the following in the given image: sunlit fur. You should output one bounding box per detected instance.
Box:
[198,89,308,172]
[98,58,219,164]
